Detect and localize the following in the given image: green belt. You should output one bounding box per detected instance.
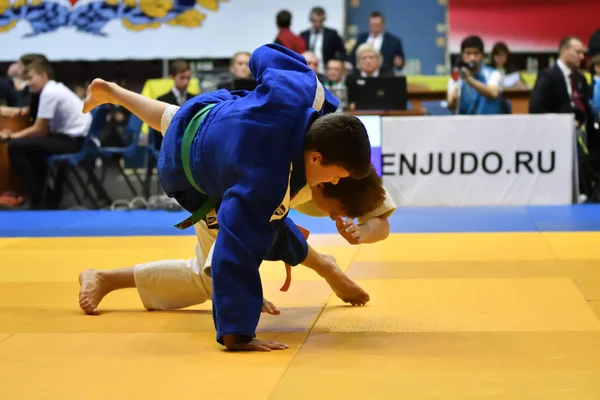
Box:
[174,103,219,230]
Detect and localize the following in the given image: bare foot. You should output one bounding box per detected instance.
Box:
[321,255,370,306]
[82,78,118,114]
[261,298,281,315]
[328,273,370,306]
[78,269,111,315]
[222,334,289,352]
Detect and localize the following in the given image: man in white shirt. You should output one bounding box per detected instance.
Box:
[0,60,91,208]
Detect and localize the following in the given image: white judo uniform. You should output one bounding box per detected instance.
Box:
[132,105,397,311]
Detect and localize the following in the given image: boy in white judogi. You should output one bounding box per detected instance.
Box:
[79,178,396,315]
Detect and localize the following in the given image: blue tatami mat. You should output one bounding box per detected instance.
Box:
[1,205,600,238]
[0,210,193,238]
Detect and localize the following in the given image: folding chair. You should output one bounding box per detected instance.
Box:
[96,113,144,197]
[43,105,112,209]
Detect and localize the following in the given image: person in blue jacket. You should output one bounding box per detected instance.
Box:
[82,43,372,352]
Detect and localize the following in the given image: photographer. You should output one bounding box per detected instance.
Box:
[447,36,504,115]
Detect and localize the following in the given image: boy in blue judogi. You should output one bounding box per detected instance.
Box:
[82,43,372,352]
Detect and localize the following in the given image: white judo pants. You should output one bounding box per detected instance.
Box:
[133,221,217,310]
[133,105,215,310]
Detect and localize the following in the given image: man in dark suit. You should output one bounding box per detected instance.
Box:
[346,44,394,79]
[350,11,404,72]
[300,7,346,75]
[530,36,598,200]
[530,36,593,137]
[153,60,194,150]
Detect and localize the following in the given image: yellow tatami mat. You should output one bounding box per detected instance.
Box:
[353,232,558,262]
[541,232,600,259]
[591,301,600,319]
[0,332,308,400]
[0,334,13,343]
[269,332,600,400]
[1,232,600,399]
[313,278,600,333]
[0,280,335,334]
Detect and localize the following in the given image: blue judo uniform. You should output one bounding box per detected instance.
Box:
[158,44,340,344]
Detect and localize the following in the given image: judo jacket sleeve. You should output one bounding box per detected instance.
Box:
[248,44,341,119]
[263,217,309,265]
[210,158,293,344]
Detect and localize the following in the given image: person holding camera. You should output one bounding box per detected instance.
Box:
[447,36,504,115]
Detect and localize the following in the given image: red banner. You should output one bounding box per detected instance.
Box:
[449,0,600,52]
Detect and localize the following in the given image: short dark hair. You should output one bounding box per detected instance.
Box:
[311,6,325,17]
[326,58,344,67]
[169,60,191,76]
[304,113,371,179]
[559,36,581,52]
[461,35,484,53]
[322,166,385,218]
[25,58,54,80]
[276,10,292,28]
[20,53,53,79]
[20,53,49,66]
[370,11,384,21]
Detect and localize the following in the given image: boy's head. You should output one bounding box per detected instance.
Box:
[19,53,51,81]
[460,35,485,71]
[311,166,385,219]
[304,113,371,186]
[25,60,53,93]
[169,60,192,92]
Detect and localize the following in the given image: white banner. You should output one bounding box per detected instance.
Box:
[0,0,344,61]
[381,114,575,206]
